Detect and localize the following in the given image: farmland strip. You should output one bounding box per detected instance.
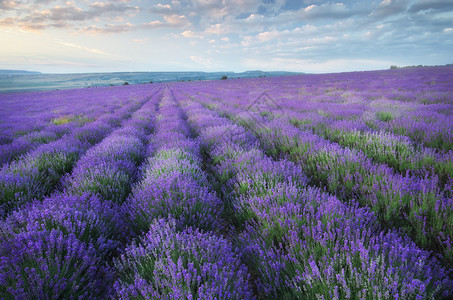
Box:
[178,96,452,299]
[195,85,453,188]
[193,89,453,268]
[0,86,162,298]
[113,87,254,299]
[0,86,159,217]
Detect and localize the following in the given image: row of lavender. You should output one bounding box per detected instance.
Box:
[0,84,161,217]
[268,66,453,152]
[0,85,159,167]
[223,89,453,189]
[196,90,453,265]
[114,88,254,298]
[174,91,452,298]
[1,86,257,299]
[0,86,162,298]
[173,67,453,266]
[0,85,154,143]
[191,72,452,184]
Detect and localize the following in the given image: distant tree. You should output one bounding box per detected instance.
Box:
[390,65,398,69]
[221,75,228,80]
[123,81,129,85]
[149,81,153,84]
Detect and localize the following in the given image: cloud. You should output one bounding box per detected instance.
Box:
[163,14,189,27]
[0,0,20,10]
[370,0,409,18]
[409,0,453,13]
[189,55,212,68]
[77,13,189,34]
[181,30,203,38]
[241,25,320,46]
[297,2,363,20]
[17,21,47,32]
[0,17,15,27]
[205,23,229,35]
[0,0,138,31]
[150,2,176,14]
[80,23,135,34]
[142,20,164,29]
[89,1,139,14]
[32,2,138,22]
[189,0,263,22]
[59,41,112,55]
[256,30,282,42]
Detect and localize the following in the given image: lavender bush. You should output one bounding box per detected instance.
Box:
[0,228,112,299]
[113,218,254,300]
[179,94,453,298]
[0,66,452,298]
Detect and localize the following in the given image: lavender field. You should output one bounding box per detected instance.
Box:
[1,66,452,299]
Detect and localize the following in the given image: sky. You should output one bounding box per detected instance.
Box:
[0,0,452,74]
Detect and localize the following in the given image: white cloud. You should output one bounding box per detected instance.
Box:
[257,30,281,42]
[143,20,163,28]
[157,4,171,9]
[205,23,227,35]
[299,2,356,20]
[150,3,174,14]
[0,0,20,10]
[181,30,203,38]
[241,25,323,47]
[79,23,135,34]
[304,5,316,12]
[371,0,409,18]
[409,0,453,13]
[163,14,189,26]
[189,55,212,68]
[59,41,111,55]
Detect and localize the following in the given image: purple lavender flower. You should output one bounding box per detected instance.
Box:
[3,193,129,257]
[113,218,255,299]
[0,228,112,299]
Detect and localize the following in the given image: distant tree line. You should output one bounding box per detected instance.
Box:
[390,64,451,69]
